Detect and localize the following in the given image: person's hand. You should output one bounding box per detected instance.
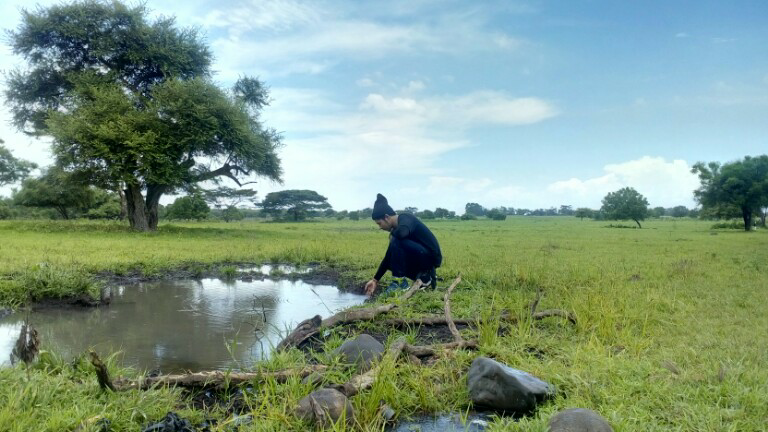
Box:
[364,279,378,296]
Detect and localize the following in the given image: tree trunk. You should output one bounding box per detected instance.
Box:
[125,184,150,231]
[117,187,127,221]
[742,206,753,231]
[760,208,767,228]
[56,206,70,220]
[633,218,642,228]
[145,185,167,231]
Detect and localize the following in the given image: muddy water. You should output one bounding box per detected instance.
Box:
[0,275,365,372]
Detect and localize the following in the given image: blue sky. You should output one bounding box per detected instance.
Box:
[1,0,766,213]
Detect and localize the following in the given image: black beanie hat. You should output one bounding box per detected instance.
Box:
[371,193,395,220]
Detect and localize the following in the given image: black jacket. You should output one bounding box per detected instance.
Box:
[374,213,442,280]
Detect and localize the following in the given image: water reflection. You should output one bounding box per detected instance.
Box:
[388,413,490,431]
[0,278,365,372]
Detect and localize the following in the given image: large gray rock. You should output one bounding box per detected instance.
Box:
[548,408,613,432]
[332,333,384,371]
[467,356,554,415]
[295,388,355,427]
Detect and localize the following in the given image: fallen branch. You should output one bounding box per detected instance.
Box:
[277,280,425,351]
[381,308,577,328]
[404,340,478,357]
[111,365,328,391]
[443,275,463,343]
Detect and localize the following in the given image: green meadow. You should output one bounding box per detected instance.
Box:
[0,217,766,431]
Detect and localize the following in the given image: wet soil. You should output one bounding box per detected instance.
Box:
[296,321,472,358]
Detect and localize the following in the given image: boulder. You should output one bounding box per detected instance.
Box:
[296,388,354,426]
[467,356,554,415]
[548,408,613,432]
[332,333,384,371]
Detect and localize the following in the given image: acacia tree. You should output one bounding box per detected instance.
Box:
[574,207,594,220]
[692,155,768,231]
[13,168,96,219]
[4,1,281,231]
[601,187,649,228]
[260,190,331,221]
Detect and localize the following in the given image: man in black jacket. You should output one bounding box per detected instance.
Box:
[364,193,442,296]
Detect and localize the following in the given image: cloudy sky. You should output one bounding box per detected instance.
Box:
[1,0,766,212]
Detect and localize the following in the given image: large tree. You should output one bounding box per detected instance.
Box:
[13,168,96,219]
[4,0,281,231]
[0,139,37,186]
[165,193,210,221]
[601,187,649,228]
[260,190,331,221]
[692,155,768,231]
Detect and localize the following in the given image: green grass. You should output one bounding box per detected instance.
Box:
[0,217,766,431]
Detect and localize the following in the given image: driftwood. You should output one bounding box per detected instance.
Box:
[443,275,464,343]
[110,365,328,391]
[277,280,426,351]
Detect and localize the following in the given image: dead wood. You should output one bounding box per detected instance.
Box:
[277,280,425,351]
[12,321,40,365]
[110,365,328,391]
[89,351,116,392]
[403,340,478,357]
[443,275,463,343]
[380,309,577,328]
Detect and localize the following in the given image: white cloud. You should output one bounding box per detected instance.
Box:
[675,32,689,38]
[258,86,556,210]
[546,156,700,208]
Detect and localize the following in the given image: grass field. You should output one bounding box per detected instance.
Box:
[0,217,766,431]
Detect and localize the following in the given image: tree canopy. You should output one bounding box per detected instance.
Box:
[4,0,281,231]
[692,155,768,231]
[165,193,210,221]
[13,168,97,219]
[260,190,331,221]
[601,187,649,228]
[0,140,37,186]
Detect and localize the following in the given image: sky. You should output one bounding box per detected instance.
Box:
[0,0,766,213]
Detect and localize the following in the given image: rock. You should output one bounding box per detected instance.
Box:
[332,333,384,371]
[296,388,355,426]
[467,356,554,415]
[548,408,613,432]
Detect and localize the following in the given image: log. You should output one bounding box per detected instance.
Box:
[111,365,328,390]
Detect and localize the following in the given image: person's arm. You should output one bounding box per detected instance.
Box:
[366,245,391,296]
[373,254,388,280]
